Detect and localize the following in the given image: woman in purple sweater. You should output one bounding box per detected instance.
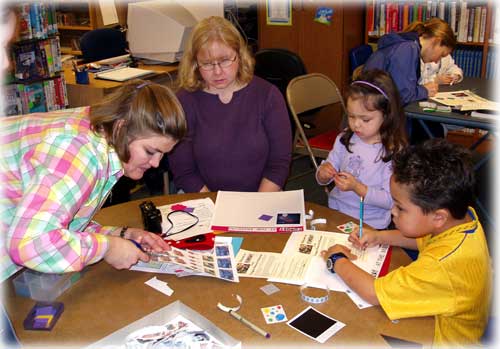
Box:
[169,16,292,192]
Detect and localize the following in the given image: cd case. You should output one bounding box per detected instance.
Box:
[87,301,241,349]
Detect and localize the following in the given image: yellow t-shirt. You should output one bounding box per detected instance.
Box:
[374,207,492,347]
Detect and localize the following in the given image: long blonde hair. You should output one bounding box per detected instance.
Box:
[177,16,254,91]
[403,17,456,49]
[89,80,186,162]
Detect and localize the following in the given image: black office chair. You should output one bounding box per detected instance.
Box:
[79,27,128,63]
[254,48,307,138]
[349,44,373,76]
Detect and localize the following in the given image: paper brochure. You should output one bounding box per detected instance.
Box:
[211,190,306,233]
[235,230,389,308]
[430,90,500,111]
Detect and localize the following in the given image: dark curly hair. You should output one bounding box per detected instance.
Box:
[392,138,474,219]
[342,69,407,162]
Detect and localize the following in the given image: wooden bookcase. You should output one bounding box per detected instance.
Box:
[364,0,495,79]
[5,3,68,116]
[54,1,128,56]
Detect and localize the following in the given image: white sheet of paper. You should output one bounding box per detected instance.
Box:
[98,0,119,25]
[211,190,305,233]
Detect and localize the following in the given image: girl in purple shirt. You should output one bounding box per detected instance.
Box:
[316,70,407,229]
[169,16,291,192]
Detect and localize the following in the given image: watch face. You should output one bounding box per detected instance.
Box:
[326,258,333,272]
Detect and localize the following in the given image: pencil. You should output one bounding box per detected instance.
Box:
[359,196,364,239]
[229,310,271,338]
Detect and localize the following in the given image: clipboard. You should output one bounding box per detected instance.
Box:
[94,66,155,82]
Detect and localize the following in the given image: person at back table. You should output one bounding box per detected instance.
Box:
[321,139,492,347]
[363,18,456,106]
[169,16,292,192]
[419,54,463,86]
[316,70,407,229]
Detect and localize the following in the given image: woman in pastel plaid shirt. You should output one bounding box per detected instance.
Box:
[0,80,187,282]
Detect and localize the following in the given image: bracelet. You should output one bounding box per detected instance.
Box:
[119,226,128,238]
[300,284,330,304]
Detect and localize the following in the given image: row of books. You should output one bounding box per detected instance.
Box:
[3,76,68,116]
[17,2,58,41]
[484,49,498,80]
[367,1,489,44]
[12,37,63,81]
[452,48,483,78]
[487,6,500,44]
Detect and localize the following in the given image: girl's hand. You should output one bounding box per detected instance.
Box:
[424,81,438,96]
[126,227,170,253]
[317,162,337,184]
[333,171,359,192]
[348,226,379,250]
[104,236,150,269]
[320,244,357,261]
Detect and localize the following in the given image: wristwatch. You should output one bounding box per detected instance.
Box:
[326,252,347,274]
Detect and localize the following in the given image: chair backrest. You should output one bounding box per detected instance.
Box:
[287,73,345,115]
[286,73,346,170]
[254,48,307,139]
[349,44,373,74]
[254,48,307,95]
[80,27,128,63]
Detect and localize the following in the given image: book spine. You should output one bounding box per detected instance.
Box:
[479,6,487,43]
[379,0,386,36]
[367,0,375,36]
[467,7,475,42]
[473,5,481,42]
[450,1,457,34]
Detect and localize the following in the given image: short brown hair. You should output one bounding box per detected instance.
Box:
[89,80,187,162]
[177,16,254,91]
[403,17,456,50]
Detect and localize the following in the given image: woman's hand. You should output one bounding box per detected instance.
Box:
[317,162,337,184]
[104,236,151,269]
[125,227,170,253]
[348,226,380,250]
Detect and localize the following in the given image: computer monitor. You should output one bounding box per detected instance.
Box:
[127,0,223,63]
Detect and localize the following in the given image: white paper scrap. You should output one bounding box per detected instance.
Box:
[145,277,174,296]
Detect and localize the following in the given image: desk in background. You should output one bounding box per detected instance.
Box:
[4,193,434,348]
[404,77,496,229]
[64,63,178,108]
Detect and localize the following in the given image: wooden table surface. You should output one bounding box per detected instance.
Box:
[4,192,434,348]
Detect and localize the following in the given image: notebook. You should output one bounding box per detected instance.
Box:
[94,66,155,82]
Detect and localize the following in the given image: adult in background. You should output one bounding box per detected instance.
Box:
[364,17,456,106]
[169,16,292,192]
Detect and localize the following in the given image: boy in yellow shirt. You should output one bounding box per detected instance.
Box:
[322,138,492,347]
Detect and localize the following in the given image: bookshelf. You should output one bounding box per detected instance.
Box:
[4,3,68,116]
[364,0,496,79]
[54,1,128,56]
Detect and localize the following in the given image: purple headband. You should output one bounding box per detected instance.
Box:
[351,80,388,100]
[136,81,152,89]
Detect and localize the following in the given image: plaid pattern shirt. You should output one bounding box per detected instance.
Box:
[0,107,123,282]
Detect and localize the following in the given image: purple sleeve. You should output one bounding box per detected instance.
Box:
[389,43,428,105]
[261,86,292,188]
[364,159,393,209]
[168,92,205,192]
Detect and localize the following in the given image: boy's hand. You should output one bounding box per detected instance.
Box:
[348,226,380,250]
[437,74,460,85]
[321,244,357,261]
[317,162,337,184]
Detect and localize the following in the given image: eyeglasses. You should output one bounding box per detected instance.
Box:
[197,56,238,71]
